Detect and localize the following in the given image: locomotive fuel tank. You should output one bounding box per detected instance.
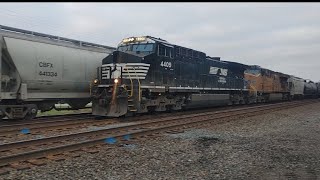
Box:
[0,25,115,119]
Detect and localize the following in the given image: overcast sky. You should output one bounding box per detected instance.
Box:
[0,3,319,81]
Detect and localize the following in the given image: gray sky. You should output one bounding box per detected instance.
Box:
[1,3,319,81]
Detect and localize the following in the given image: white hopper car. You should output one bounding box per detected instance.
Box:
[0,25,115,119]
[287,75,305,99]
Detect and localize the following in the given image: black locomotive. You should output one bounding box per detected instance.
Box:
[91,36,249,117]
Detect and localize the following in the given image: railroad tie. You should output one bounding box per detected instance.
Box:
[26,159,47,166]
[166,129,184,134]
[46,154,66,162]
[66,151,82,158]
[81,147,99,154]
[0,166,11,175]
[9,162,30,170]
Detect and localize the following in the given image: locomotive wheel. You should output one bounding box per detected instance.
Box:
[25,107,38,120]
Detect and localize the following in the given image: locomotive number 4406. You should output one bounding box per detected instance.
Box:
[160,61,172,68]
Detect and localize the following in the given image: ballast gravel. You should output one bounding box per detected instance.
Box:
[1,102,320,180]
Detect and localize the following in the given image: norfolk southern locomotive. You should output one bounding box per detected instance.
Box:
[92,36,249,117]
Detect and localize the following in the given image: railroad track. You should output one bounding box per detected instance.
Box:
[0,103,262,143]
[0,114,98,143]
[0,113,92,127]
[0,99,318,174]
[0,100,295,141]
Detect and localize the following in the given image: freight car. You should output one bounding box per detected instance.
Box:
[0,25,115,119]
[303,80,318,98]
[91,36,249,117]
[287,75,305,99]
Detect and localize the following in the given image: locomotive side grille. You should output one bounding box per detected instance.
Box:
[101,63,150,80]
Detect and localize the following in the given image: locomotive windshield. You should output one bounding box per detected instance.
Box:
[245,66,261,75]
[245,69,261,75]
[132,44,154,52]
[117,45,130,52]
[117,43,155,55]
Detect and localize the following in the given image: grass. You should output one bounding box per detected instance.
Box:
[37,107,92,117]
[37,103,92,117]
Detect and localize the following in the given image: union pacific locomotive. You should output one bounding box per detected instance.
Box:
[91,36,320,117]
[91,36,250,117]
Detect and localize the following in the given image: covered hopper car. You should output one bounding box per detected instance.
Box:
[0,25,115,119]
[287,76,305,99]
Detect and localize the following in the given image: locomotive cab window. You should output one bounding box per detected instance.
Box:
[132,43,154,52]
[130,43,155,55]
[165,47,173,58]
[117,45,131,52]
[175,47,181,57]
[158,44,173,58]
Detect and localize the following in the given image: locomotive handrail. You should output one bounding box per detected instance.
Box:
[89,80,92,96]
[123,65,134,98]
[249,84,257,97]
[132,67,142,102]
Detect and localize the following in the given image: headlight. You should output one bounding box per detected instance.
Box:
[114,78,119,84]
[93,79,99,84]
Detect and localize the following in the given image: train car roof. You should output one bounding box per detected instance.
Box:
[0,24,116,50]
[222,60,250,67]
[147,36,173,45]
[149,36,206,53]
[121,36,207,55]
[247,65,290,77]
[221,60,251,72]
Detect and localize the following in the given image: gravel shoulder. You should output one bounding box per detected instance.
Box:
[2,102,320,180]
